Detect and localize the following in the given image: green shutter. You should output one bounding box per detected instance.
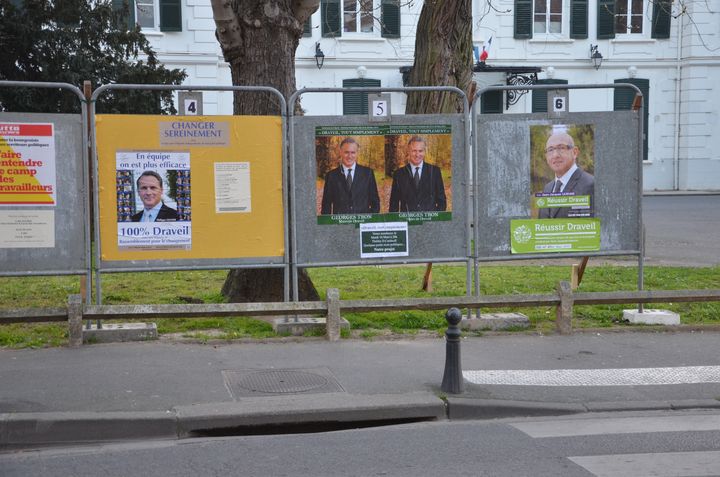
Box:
[514,0,533,39]
[614,78,649,161]
[651,0,671,39]
[112,0,135,29]
[570,0,588,38]
[480,90,503,114]
[532,79,568,112]
[160,0,182,32]
[597,0,615,39]
[381,0,400,38]
[343,78,381,115]
[303,17,312,37]
[321,0,341,37]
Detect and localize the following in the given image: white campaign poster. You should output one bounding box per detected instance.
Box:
[115,150,192,250]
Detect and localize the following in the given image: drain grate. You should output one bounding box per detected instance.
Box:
[223,367,345,398]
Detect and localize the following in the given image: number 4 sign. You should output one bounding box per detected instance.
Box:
[178,92,204,116]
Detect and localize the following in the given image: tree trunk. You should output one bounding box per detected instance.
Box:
[405,0,474,115]
[405,0,473,292]
[211,0,320,302]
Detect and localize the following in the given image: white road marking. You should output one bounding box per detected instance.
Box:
[569,451,720,477]
[511,414,720,438]
[464,365,720,386]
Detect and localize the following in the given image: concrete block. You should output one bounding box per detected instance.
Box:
[623,309,680,325]
[461,312,530,331]
[83,323,158,344]
[273,316,350,336]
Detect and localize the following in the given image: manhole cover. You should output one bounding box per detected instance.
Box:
[239,370,329,393]
[223,368,345,397]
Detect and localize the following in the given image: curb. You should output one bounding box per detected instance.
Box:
[1,392,445,449]
[3,396,720,449]
[446,397,720,420]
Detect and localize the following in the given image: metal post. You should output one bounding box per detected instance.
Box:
[441,307,464,394]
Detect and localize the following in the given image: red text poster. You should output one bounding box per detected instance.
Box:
[0,123,56,206]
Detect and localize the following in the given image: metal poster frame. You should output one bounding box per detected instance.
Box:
[90,84,289,304]
[472,83,645,300]
[0,80,92,303]
[288,87,473,302]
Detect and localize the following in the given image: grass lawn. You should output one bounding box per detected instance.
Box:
[1,264,718,348]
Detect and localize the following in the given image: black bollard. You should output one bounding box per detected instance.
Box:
[441,307,464,394]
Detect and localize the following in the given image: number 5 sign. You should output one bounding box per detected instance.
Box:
[368,94,392,122]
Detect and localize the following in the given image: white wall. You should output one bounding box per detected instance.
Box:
[143,0,720,191]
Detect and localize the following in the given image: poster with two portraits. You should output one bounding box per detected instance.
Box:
[475,112,641,259]
[292,115,469,265]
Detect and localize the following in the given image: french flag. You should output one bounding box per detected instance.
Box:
[480,36,492,62]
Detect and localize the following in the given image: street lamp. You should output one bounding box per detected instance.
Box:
[590,44,603,70]
[314,42,325,70]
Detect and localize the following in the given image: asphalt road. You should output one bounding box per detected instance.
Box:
[4,409,720,476]
[642,195,720,266]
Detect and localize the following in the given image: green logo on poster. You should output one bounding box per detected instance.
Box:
[536,198,546,207]
[513,225,532,244]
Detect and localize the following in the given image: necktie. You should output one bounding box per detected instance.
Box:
[144,212,153,222]
[413,167,420,188]
[346,169,352,188]
[553,180,562,193]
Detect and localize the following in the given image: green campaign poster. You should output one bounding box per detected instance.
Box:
[511,218,600,254]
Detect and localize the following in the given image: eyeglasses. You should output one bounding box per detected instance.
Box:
[545,144,574,154]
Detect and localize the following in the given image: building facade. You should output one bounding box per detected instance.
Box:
[130,0,720,191]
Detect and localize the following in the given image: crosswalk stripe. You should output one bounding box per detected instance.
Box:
[511,414,720,438]
[463,365,720,386]
[569,450,720,477]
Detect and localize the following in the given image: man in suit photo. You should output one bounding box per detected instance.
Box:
[320,137,380,215]
[388,136,447,212]
[538,130,594,219]
[131,170,179,222]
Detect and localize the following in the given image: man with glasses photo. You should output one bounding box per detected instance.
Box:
[538,130,594,219]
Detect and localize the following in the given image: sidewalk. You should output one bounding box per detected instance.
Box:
[3,331,720,448]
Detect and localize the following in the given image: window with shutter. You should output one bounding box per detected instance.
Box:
[614,78,649,161]
[112,0,136,29]
[159,0,182,32]
[514,0,533,38]
[569,0,587,38]
[481,90,504,114]
[532,79,568,112]
[322,0,342,37]
[343,78,381,115]
[615,0,643,34]
[381,0,400,38]
[651,0,671,39]
[303,17,312,37]
[597,0,615,38]
[534,0,562,34]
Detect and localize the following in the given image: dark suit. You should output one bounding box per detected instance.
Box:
[320,164,380,215]
[538,166,594,219]
[131,203,179,222]
[389,163,447,212]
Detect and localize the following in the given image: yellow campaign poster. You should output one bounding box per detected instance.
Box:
[96,115,284,261]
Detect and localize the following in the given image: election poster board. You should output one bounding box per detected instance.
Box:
[95,115,284,264]
[0,113,87,275]
[293,114,468,265]
[474,112,640,259]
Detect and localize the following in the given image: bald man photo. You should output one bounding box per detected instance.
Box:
[538,130,594,219]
